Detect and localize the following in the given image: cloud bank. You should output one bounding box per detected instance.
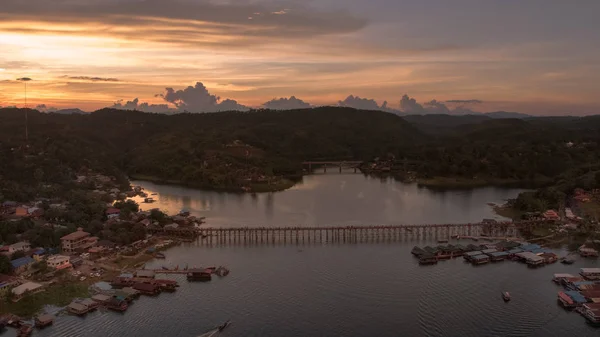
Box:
[262,96,311,110]
[60,76,119,82]
[111,82,249,113]
[338,95,396,113]
[0,0,367,50]
[111,98,175,114]
[160,82,249,112]
[106,81,490,116]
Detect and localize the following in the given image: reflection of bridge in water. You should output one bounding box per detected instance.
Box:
[195,221,553,246]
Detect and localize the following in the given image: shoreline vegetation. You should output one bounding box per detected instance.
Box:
[0,282,90,318]
[128,174,297,193]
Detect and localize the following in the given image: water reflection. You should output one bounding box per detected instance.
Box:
[130,174,525,227]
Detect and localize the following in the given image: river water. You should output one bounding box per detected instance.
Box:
[21,174,599,336]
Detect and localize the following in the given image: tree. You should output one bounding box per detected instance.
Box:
[33,260,48,274]
[10,250,26,260]
[0,255,12,274]
[150,209,168,225]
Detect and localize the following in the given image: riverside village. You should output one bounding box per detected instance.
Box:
[0,170,599,335]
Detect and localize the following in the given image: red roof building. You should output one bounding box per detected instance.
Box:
[60,228,91,253]
[543,210,560,220]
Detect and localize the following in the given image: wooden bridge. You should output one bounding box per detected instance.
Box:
[194,220,554,246]
[302,161,363,173]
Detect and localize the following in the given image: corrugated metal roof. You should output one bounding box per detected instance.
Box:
[464,251,482,256]
[508,248,523,254]
[565,291,588,303]
[10,256,34,268]
[481,249,497,254]
[68,302,88,311]
[472,254,489,260]
[520,243,541,251]
[581,268,600,273]
[489,252,509,257]
[516,252,544,262]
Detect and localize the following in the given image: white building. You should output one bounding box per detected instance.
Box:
[4,241,31,255]
[46,255,71,270]
[11,282,44,302]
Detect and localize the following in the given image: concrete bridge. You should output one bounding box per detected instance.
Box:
[194,220,553,246]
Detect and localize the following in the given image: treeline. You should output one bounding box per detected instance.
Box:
[1,107,600,195]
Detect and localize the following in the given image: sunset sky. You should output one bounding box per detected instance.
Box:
[1,0,599,115]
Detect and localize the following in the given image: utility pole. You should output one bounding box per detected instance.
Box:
[17,77,32,142]
[25,80,28,142]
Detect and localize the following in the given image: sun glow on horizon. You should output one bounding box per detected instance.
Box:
[0,0,599,115]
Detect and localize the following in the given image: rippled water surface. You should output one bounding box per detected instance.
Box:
[15,175,598,336]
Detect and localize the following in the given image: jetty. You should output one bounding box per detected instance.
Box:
[195,220,553,246]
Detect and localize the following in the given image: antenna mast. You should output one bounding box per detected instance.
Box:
[25,81,28,142]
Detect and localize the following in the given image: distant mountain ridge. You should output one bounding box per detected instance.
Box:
[52,108,88,115]
[483,111,532,119]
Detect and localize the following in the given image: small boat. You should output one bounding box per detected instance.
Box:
[437,239,449,243]
[162,266,169,270]
[502,291,511,302]
[155,253,166,259]
[217,320,232,332]
[17,324,33,337]
[561,258,575,265]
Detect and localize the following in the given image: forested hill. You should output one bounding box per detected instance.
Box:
[1,106,600,197]
[0,107,422,196]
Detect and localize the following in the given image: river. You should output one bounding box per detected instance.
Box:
[22,174,599,336]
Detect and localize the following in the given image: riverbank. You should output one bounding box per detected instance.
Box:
[0,282,89,318]
[1,239,180,318]
[128,174,297,193]
[491,203,524,221]
[416,176,538,189]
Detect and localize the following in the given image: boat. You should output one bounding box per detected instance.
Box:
[215,266,230,277]
[155,252,166,259]
[217,320,232,332]
[34,314,54,328]
[187,270,212,282]
[502,291,511,302]
[561,258,575,265]
[437,239,449,243]
[17,324,33,337]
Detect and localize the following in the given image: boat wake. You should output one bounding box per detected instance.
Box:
[197,329,219,337]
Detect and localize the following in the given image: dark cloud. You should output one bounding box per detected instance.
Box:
[16,77,32,81]
[423,100,451,114]
[111,82,249,113]
[35,104,58,113]
[60,76,119,82]
[1,0,367,48]
[401,94,479,115]
[445,99,483,104]
[338,95,394,112]
[263,96,311,110]
[400,94,425,114]
[160,82,248,112]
